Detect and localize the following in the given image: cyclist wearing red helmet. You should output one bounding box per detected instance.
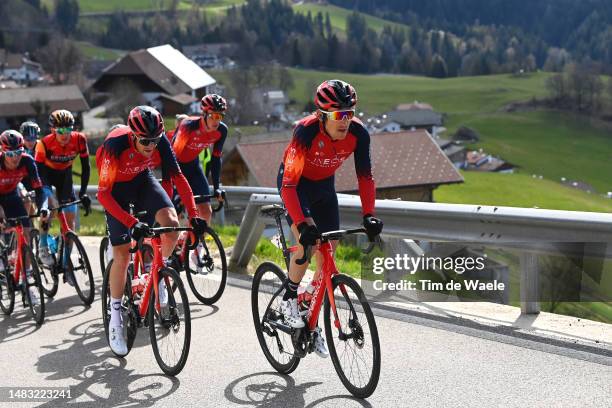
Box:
[277,80,383,356]
[35,110,91,267]
[96,105,206,356]
[171,94,228,223]
[0,130,47,305]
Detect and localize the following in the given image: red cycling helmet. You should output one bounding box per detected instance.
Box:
[127,105,164,137]
[314,79,357,111]
[0,130,25,151]
[201,94,227,113]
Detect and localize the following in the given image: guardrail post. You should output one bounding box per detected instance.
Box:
[520,251,540,314]
[228,201,265,273]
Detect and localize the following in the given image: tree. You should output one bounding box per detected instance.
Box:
[430,54,448,78]
[545,74,566,102]
[55,0,79,35]
[278,67,294,92]
[35,35,83,84]
[324,13,332,38]
[107,79,144,119]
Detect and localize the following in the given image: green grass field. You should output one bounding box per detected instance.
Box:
[292,2,408,35]
[75,41,124,60]
[43,0,244,14]
[436,172,612,212]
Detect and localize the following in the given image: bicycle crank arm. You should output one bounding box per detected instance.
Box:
[264,317,294,335]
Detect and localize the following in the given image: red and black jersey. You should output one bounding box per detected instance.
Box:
[96,125,197,228]
[172,117,227,190]
[35,132,88,171]
[280,115,376,225]
[0,153,42,194]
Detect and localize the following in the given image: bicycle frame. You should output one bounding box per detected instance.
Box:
[5,223,27,286]
[133,235,166,318]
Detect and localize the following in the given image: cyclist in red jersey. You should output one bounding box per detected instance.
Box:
[96,106,207,356]
[0,130,47,306]
[277,80,383,356]
[171,94,227,223]
[35,110,91,269]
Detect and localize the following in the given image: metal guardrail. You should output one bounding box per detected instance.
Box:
[82,184,612,315]
[228,192,612,315]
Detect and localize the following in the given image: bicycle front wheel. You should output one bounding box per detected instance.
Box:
[324,274,381,399]
[30,229,58,298]
[99,236,111,277]
[148,266,191,376]
[66,232,95,305]
[251,262,300,374]
[184,226,227,305]
[0,258,15,315]
[23,245,45,326]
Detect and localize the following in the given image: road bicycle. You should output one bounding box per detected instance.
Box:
[101,224,195,376]
[251,204,381,398]
[0,215,45,325]
[31,199,94,305]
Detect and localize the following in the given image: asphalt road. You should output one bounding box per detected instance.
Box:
[0,237,610,408]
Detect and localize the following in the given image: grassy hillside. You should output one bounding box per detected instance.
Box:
[75,41,124,60]
[43,0,244,14]
[292,2,408,34]
[436,172,612,212]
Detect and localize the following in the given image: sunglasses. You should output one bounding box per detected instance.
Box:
[137,135,162,146]
[55,127,73,135]
[4,148,24,158]
[320,109,355,121]
[207,112,225,121]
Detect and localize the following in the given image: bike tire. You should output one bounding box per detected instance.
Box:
[0,254,15,315]
[23,244,45,326]
[184,226,227,305]
[324,274,381,399]
[30,229,58,298]
[251,261,300,374]
[66,232,95,305]
[99,235,110,277]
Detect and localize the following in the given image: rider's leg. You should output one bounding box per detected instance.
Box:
[155,207,180,258]
[197,202,212,225]
[39,188,56,250]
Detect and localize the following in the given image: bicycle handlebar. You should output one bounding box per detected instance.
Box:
[193,190,227,212]
[129,226,199,254]
[295,227,379,265]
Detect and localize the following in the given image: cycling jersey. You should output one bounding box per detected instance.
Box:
[35,132,88,171]
[172,117,227,190]
[96,125,198,228]
[35,131,90,198]
[279,115,375,225]
[0,153,45,211]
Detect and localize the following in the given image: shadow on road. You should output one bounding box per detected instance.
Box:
[35,318,180,406]
[224,372,372,408]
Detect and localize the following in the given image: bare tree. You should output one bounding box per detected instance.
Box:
[35,35,83,84]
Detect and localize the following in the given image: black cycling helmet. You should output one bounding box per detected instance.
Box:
[0,130,25,151]
[201,94,227,113]
[127,105,164,137]
[19,121,40,141]
[49,109,75,128]
[314,79,357,111]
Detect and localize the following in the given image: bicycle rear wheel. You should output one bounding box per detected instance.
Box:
[23,245,45,326]
[30,229,58,298]
[148,266,191,376]
[101,260,138,357]
[184,226,227,305]
[324,274,381,399]
[66,232,95,305]
[251,262,300,374]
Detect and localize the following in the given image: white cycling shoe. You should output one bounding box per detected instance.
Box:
[280,298,305,329]
[39,247,54,267]
[313,326,329,358]
[28,287,40,306]
[109,325,128,356]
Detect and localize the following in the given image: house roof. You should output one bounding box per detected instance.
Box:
[387,109,443,127]
[233,129,463,191]
[157,93,197,105]
[0,85,89,117]
[93,44,215,95]
[396,102,434,111]
[0,50,42,70]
